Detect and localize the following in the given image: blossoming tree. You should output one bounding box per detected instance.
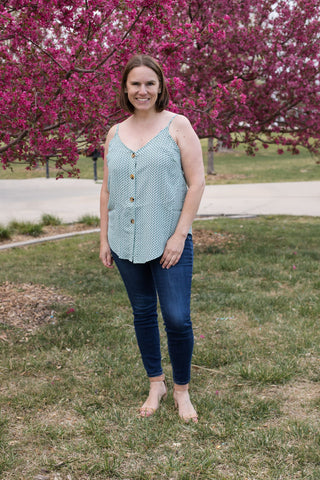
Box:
[1,0,319,176]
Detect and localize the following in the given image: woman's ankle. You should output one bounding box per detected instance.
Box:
[173,383,189,392]
[149,374,165,383]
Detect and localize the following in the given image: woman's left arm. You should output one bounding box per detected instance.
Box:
[160,115,205,269]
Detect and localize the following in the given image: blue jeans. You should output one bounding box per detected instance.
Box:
[111,235,194,385]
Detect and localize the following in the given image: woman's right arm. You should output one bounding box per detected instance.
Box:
[99,126,116,268]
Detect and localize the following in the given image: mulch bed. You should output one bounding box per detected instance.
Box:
[0,282,74,341]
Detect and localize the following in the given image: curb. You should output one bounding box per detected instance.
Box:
[0,228,100,251]
[0,214,261,251]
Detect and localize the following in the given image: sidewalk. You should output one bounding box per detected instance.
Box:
[198,181,320,218]
[0,178,319,226]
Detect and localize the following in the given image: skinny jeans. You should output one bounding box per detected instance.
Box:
[111,234,194,385]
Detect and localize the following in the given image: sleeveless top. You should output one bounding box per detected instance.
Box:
[107,115,189,263]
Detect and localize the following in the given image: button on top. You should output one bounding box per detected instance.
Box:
[130,174,135,179]
[131,153,135,158]
[130,197,134,202]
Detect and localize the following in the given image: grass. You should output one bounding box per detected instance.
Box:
[1,140,319,183]
[0,216,319,479]
[77,215,100,227]
[6,220,44,237]
[0,155,104,181]
[41,214,62,227]
[202,140,320,184]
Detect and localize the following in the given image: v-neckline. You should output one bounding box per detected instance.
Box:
[116,124,169,153]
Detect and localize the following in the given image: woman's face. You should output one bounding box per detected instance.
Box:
[125,66,161,112]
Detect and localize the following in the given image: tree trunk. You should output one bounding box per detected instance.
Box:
[207,137,215,174]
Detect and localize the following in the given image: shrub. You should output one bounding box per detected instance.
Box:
[41,214,62,226]
[78,215,100,227]
[0,225,11,241]
[8,221,43,237]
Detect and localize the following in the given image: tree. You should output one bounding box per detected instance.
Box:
[0,0,189,175]
[166,0,320,169]
[1,0,320,176]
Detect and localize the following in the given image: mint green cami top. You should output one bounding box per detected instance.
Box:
[107,115,189,263]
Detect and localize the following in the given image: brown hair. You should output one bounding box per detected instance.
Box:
[119,55,170,113]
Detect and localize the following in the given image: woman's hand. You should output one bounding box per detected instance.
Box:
[160,233,186,269]
[100,242,114,268]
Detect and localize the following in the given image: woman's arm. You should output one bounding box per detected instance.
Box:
[160,115,205,269]
[99,126,117,268]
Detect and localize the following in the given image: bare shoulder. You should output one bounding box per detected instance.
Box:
[170,114,199,148]
[104,124,117,148]
[107,124,117,140]
[171,113,192,130]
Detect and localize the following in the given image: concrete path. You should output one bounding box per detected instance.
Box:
[198,181,320,218]
[0,179,319,226]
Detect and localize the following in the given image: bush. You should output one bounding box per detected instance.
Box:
[77,215,100,227]
[0,225,11,241]
[41,214,62,226]
[8,220,43,237]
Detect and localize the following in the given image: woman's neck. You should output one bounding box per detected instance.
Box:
[133,109,157,120]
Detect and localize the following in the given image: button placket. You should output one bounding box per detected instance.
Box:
[129,151,137,229]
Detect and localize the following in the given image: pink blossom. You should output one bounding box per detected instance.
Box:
[1,0,320,173]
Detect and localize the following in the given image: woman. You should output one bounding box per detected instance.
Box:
[100,54,205,422]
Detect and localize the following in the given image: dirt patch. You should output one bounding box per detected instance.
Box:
[193,228,240,250]
[0,282,74,338]
[261,381,320,424]
[206,173,248,182]
[35,405,83,429]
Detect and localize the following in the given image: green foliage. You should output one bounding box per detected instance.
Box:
[8,220,43,237]
[40,214,62,226]
[0,225,11,240]
[78,215,100,226]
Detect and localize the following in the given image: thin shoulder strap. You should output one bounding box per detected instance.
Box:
[168,114,178,127]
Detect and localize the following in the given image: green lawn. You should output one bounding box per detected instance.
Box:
[1,140,319,183]
[1,216,319,479]
[0,155,104,181]
[202,140,320,184]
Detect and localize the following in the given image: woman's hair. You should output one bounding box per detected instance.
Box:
[119,54,170,113]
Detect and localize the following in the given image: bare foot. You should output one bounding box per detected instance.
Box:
[139,379,167,417]
[173,386,198,423]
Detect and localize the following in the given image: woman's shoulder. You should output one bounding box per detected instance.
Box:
[168,112,193,135]
[169,112,191,128]
[168,112,199,149]
[105,122,121,144]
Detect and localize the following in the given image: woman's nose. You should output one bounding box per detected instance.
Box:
[139,84,147,94]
